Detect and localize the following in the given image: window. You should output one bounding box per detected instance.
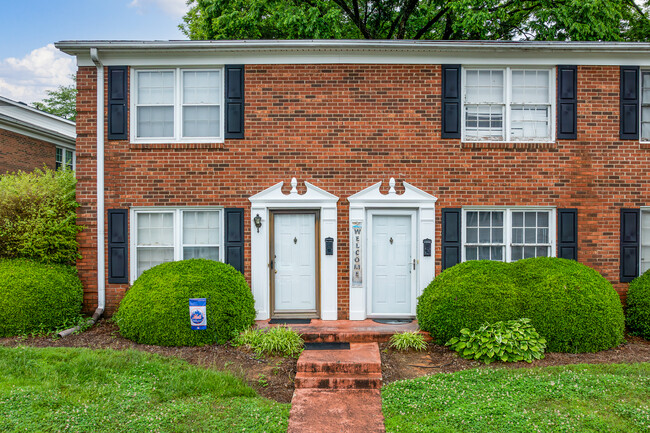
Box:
[462,208,555,262]
[463,67,554,142]
[642,71,650,142]
[132,208,223,280]
[56,147,75,170]
[641,209,650,274]
[133,68,223,142]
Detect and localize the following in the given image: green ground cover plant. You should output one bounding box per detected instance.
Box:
[417,257,625,352]
[446,318,546,364]
[0,168,81,265]
[0,258,83,337]
[234,326,304,357]
[382,363,650,433]
[114,259,255,346]
[388,331,428,351]
[627,270,650,339]
[0,346,289,433]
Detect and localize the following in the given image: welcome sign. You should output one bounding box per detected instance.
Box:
[351,221,363,287]
[189,298,207,330]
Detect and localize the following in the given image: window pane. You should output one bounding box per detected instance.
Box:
[65,150,74,166]
[537,228,549,243]
[137,247,174,277]
[183,246,220,261]
[464,105,504,141]
[537,212,549,227]
[492,228,503,243]
[138,71,174,104]
[491,246,503,261]
[512,211,523,227]
[479,228,491,243]
[525,212,536,226]
[641,211,650,273]
[183,211,220,245]
[524,246,536,259]
[642,106,650,140]
[512,228,523,243]
[479,211,491,227]
[512,246,523,261]
[137,106,174,138]
[511,70,549,104]
[525,228,536,243]
[492,211,503,227]
[182,106,220,137]
[56,147,62,163]
[183,70,221,104]
[466,227,477,243]
[137,212,173,246]
[536,246,548,257]
[510,106,549,139]
[479,246,491,260]
[465,70,504,103]
[466,247,477,260]
[466,211,478,227]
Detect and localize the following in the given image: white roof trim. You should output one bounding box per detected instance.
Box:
[249,178,339,204]
[0,96,75,146]
[348,179,438,204]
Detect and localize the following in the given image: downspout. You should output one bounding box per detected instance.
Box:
[59,48,105,338]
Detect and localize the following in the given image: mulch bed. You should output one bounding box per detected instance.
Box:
[0,320,297,403]
[381,334,650,384]
[2,320,649,403]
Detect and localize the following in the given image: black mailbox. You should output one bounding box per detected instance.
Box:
[423,238,432,257]
[325,237,334,255]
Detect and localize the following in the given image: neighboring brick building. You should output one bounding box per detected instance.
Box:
[0,96,75,173]
[56,40,650,319]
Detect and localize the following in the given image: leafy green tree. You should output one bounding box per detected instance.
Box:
[180,0,650,41]
[33,75,76,121]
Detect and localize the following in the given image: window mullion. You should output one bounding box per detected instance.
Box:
[505,67,511,142]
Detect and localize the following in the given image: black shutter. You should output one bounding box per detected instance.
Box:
[107,66,128,140]
[225,65,245,139]
[557,66,577,139]
[108,209,128,284]
[620,66,640,140]
[225,208,245,273]
[620,208,640,282]
[441,65,461,139]
[441,208,462,271]
[557,209,578,260]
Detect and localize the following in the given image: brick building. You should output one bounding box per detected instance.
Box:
[56,40,650,320]
[0,95,75,173]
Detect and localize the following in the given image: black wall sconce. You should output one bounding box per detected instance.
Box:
[254,214,262,233]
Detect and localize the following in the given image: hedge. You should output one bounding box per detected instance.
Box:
[0,258,83,337]
[627,270,650,339]
[417,257,625,353]
[114,259,256,346]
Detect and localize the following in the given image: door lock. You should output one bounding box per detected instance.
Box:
[390,237,393,245]
[294,237,297,244]
[413,259,416,270]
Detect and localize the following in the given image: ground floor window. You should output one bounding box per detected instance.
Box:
[132,208,222,279]
[462,208,555,262]
[56,147,75,170]
[641,209,650,274]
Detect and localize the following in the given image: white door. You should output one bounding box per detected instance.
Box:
[369,212,417,315]
[273,212,317,313]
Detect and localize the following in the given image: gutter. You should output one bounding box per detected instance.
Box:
[58,48,106,338]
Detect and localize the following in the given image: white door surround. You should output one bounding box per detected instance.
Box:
[250,178,339,321]
[348,178,437,321]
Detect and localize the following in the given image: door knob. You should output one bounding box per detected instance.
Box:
[390,237,393,244]
[294,237,297,244]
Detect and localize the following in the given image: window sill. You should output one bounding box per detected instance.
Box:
[130,142,225,151]
[461,141,557,150]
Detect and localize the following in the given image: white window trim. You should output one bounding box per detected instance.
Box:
[461,66,556,143]
[129,207,225,284]
[641,69,649,143]
[461,207,556,263]
[130,67,225,144]
[55,146,76,170]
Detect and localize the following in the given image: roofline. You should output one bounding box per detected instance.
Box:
[0,95,76,127]
[0,115,76,147]
[55,39,650,55]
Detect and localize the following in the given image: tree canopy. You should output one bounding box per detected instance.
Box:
[180,0,650,41]
[32,76,77,122]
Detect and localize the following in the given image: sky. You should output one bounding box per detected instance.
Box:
[0,0,190,104]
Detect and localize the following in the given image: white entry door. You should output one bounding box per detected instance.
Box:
[272,212,318,315]
[369,211,417,316]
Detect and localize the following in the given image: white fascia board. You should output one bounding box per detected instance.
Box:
[57,40,650,67]
[0,117,76,148]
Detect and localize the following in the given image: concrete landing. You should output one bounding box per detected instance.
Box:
[257,318,429,343]
[288,342,385,432]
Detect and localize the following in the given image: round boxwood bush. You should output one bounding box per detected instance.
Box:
[417,257,625,353]
[114,259,255,346]
[626,270,650,339]
[0,258,83,337]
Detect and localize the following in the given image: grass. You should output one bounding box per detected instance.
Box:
[0,346,289,433]
[233,326,304,357]
[388,331,428,351]
[382,363,650,433]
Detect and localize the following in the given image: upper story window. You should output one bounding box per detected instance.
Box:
[133,68,223,142]
[56,147,75,170]
[462,208,555,262]
[642,70,650,141]
[462,67,555,142]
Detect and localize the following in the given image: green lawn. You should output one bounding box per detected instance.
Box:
[382,363,650,433]
[0,346,289,433]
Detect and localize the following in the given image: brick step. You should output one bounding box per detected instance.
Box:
[297,342,381,375]
[295,371,382,389]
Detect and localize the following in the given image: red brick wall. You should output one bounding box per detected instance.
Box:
[0,128,56,173]
[76,64,644,316]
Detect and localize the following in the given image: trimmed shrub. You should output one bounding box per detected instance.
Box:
[627,270,650,339]
[417,257,625,353]
[0,258,83,336]
[0,168,81,265]
[114,259,256,346]
[234,326,304,357]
